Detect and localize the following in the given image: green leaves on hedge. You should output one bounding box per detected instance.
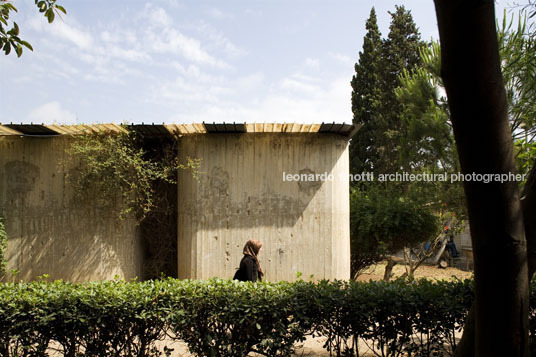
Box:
[0,278,481,356]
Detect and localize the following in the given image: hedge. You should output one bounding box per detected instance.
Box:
[0,276,520,357]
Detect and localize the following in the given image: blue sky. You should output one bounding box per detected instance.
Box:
[0,0,514,125]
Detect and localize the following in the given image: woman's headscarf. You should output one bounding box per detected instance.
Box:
[243,239,264,279]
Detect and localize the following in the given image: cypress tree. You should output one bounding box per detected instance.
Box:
[376,5,424,174]
[350,5,424,176]
[350,7,382,175]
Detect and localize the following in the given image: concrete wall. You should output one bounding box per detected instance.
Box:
[0,136,143,282]
[177,133,350,281]
[455,224,474,271]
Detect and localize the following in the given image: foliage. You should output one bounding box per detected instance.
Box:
[350,5,425,176]
[395,44,453,172]
[394,42,466,220]
[350,7,383,175]
[350,185,439,278]
[65,129,199,223]
[1,0,65,57]
[396,9,536,187]
[311,278,474,357]
[0,216,6,277]
[349,6,438,278]
[498,9,536,180]
[167,279,313,357]
[0,277,480,357]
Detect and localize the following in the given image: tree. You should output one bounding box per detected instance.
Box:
[394,4,536,283]
[433,0,531,355]
[395,43,466,218]
[349,7,439,278]
[350,6,425,176]
[1,0,65,57]
[375,5,425,174]
[349,184,438,279]
[350,7,382,175]
[498,10,536,181]
[398,14,536,182]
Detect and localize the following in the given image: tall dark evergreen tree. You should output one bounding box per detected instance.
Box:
[350,6,424,176]
[376,5,425,174]
[350,7,382,175]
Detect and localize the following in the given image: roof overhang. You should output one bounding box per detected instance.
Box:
[0,122,361,139]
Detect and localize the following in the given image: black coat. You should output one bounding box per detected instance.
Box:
[233,255,261,282]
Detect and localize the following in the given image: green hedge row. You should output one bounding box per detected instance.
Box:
[0,277,481,356]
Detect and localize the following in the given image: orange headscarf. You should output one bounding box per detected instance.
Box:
[243,240,264,280]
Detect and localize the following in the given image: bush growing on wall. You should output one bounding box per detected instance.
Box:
[65,129,200,223]
[65,128,200,279]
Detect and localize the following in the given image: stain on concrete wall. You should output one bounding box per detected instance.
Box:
[0,136,143,282]
[177,133,350,281]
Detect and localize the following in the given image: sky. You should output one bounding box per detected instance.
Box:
[0,0,516,125]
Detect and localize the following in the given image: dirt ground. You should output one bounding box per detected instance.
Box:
[355,259,473,282]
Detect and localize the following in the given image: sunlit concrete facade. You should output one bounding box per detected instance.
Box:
[0,136,143,282]
[0,124,352,282]
[177,133,350,281]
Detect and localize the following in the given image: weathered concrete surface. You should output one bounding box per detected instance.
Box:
[177,133,350,281]
[0,136,143,282]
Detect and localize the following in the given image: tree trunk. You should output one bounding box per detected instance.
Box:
[383,257,397,281]
[455,163,536,357]
[522,164,536,277]
[434,1,529,356]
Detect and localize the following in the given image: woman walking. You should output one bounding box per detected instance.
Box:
[233,240,264,282]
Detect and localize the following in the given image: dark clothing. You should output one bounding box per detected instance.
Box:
[446,237,459,258]
[233,255,261,282]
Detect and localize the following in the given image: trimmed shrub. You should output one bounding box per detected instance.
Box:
[0,277,492,357]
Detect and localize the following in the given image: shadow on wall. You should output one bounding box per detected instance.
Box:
[178,133,348,231]
[0,138,142,282]
[2,203,140,282]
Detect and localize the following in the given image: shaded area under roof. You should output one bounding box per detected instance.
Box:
[4,124,60,136]
[0,122,361,138]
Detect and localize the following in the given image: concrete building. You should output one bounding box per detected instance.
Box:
[0,123,356,282]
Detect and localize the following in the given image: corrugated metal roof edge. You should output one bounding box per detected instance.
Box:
[0,122,361,138]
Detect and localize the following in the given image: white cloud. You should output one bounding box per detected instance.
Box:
[305,58,320,70]
[197,22,247,59]
[236,73,264,91]
[142,9,229,68]
[100,29,137,45]
[27,102,77,124]
[148,72,232,105]
[279,71,322,96]
[29,15,93,50]
[166,76,353,124]
[208,8,234,20]
[106,47,151,62]
[151,28,227,67]
[280,78,320,95]
[330,52,354,65]
[146,4,172,28]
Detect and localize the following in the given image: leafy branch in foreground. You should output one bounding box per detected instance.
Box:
[65,129,200,223]
[1,0,66,57]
